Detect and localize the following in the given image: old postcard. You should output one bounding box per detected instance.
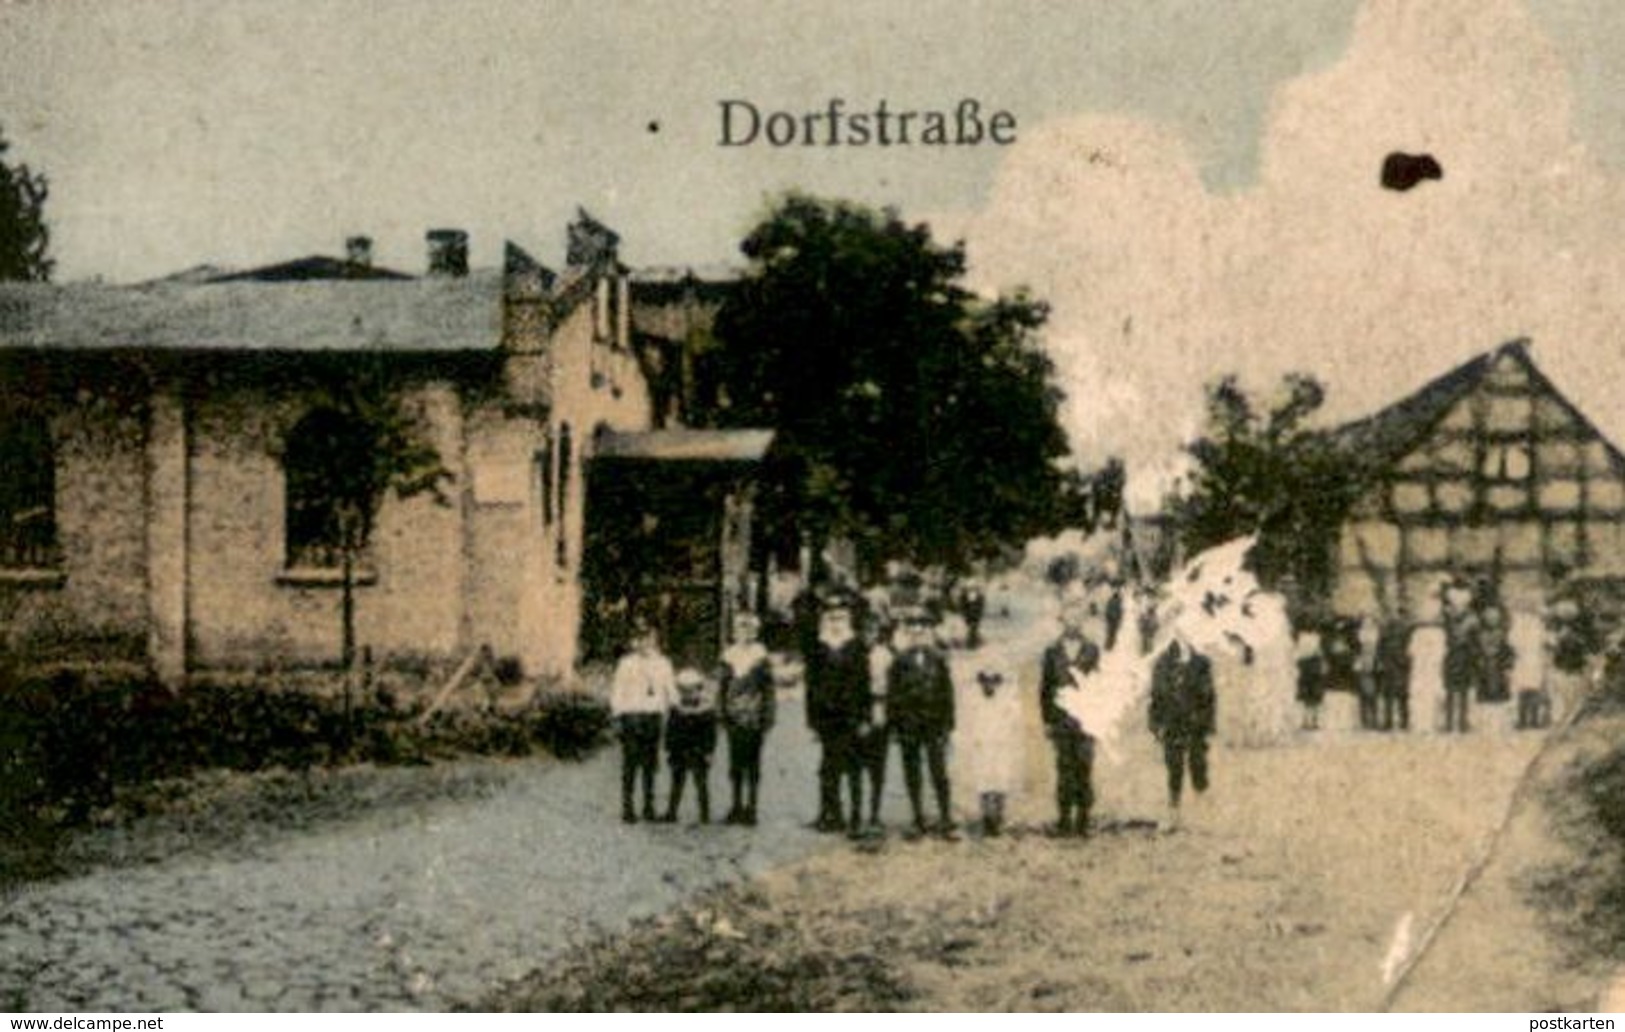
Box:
[2,0,1624,1015]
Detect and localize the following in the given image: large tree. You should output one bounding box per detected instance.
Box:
[1174,372,1359,605]
[711,193,1075,575]
[0,128,51,282]
[287,360,451,726]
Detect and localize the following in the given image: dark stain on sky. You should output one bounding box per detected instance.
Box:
[1381,152,1444,192]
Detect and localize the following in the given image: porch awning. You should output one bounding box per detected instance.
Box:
[593,428,774,463]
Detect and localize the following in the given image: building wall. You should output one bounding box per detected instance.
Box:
[463,404,540,665]
[515,269,655,675]
[185,382,469,670]
[2,394,150,661]
[3,252,665,683]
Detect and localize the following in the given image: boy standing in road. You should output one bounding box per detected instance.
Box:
[1149,626,1217,831]
[1039,598,1102,837]
[887,607,957,840]
[609,619,676,824]
[662,668,719,824]
[719,611,776,826]
[805,595,871,834]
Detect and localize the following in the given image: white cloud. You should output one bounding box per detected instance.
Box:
[957,0,1625,485]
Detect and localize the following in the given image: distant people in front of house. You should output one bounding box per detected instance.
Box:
[662,667,718,824]
[609,618,676,824]
[719,610,776,826]
[805,594,871,835]
[1409,598,1449,734]
[1441,577,1480,733]
[1039,597,1102,837]
[1355,616,1381,730]
[1149,624,1217,832]
[1546,597,1601,723]
[1376,616,1413,731]
[886,606,957,840]
[1321,620,1358,730]
[1477,604,1515,709]
[1510,604,1549,730]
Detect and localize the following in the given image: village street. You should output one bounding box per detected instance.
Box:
[0,698,837,1012]
[2,581,1612,1012]
[0,581,1032,1012]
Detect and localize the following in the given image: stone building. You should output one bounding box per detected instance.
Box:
[1330,339,1625,624]
[0,214,770,686]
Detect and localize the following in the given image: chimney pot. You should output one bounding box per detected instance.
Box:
[426,228,470,277]
[345,235,374,268]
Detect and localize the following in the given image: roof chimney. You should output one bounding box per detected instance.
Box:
[566,209,620,268]
[345,235,373,269]
[426,229,470,277]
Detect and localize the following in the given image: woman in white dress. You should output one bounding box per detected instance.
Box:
[1408,597,1448,735]
[958,657,1025,835]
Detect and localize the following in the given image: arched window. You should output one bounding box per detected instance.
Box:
[284,408,376,569]
[0,411,57,569]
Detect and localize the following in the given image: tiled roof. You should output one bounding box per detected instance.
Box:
[1331,338,1625,476]
[1330,345,1502,472]
[0,273,503,353]
[207,255,414,282]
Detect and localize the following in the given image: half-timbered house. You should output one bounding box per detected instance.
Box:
[1330,339,1625,625]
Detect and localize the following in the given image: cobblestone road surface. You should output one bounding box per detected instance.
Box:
[2,699,833,1012]
[4,585,1042,1013]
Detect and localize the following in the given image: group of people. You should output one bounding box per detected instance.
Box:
[608,572,1223,840]
[1293,573,1602,735]
[1294,616,1413,732]
[606,611,775,825]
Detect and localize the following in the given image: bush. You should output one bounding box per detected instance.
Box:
[0,666,613,836]
[533,690,611,760]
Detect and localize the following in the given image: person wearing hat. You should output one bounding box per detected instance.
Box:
[1376,615,1413,732]
[886,605,957,839]
[718,609,776,825]
[805,594,871,833]
[1040,597,1103,837]
[662,667,719,823]
[609,619,676,823]
[1441,575,1480,733]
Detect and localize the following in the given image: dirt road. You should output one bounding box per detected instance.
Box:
[492,722,1616,1011]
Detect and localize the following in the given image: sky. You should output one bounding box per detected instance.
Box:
[5,0,1625,489]
[0,0,1366,281]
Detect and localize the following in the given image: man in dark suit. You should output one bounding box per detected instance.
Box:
[887,606,957,839]
[805,595,872,834]
[1376,617,1413,731]
[1441,578,1479,733]
[1039,598,1102,837]
[1149,628,1217,831]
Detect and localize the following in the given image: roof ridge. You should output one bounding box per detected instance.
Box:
[1329,342,1506,470]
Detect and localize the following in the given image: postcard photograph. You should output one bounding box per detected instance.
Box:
[2,0,1625,1014]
